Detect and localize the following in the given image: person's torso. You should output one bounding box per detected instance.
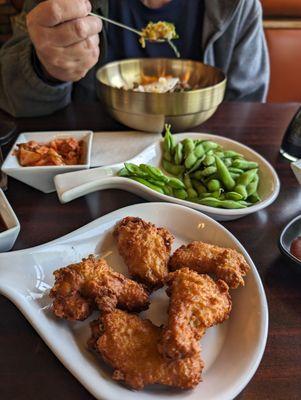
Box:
[104,0,205,63]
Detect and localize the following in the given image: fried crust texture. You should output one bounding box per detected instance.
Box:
[158,268,232,359]
[89,310,204,390]
[50,255,149,321]
[169,241,250,289]
[113,217,174,288]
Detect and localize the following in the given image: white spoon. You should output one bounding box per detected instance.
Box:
[54,133,280,221]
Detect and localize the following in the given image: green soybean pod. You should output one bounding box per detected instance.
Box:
[248,193,261,204]
[236,168,258,186]
[203,155,215,166]
[225,191,243,201]
[187,188,198,199]
[174,142,184,165]
[186,155,205,174]
[197,198,247,209]
[162,159,185,176]
[173,188,188,200]
[182,138,195,158]
[223,158,232,167]
[168,177,185,189]
[223,150,243,158]
[214,151,225,158]
[202,141,219,152]
[140,164,169,183]
[246,174,259,196]
[185,152,198,169]
[230,172,240,180]
[207,179,221,192]
[228,167,245,174]
[124,163,148,177]
[118,167,130,177]
[191,179,207,194]
[163,185,173,196]
[232,159,259,170]
[193,166,217,179]
[234,184,248,199]
[130,177,165,194]
[183,174,193,189]
[147,179,166,188]
[194,143,205,158]
[215,156,235,191]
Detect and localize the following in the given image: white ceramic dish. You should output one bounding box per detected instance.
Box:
[0,189,20,252]
[55,132,280,221]
[0,202,268,400]
[1,131,93,193]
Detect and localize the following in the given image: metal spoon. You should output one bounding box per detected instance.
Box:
[89,12,180,58]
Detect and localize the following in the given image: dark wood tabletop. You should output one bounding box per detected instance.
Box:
[1,101,301,400]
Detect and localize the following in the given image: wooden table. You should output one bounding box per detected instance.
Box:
[1,102,301,400]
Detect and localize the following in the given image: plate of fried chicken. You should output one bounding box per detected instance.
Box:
[0,202,268,400]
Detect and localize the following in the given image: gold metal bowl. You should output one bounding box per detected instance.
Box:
[96,58,226,132]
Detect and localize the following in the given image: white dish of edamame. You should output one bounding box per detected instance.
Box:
[54,131,280,221]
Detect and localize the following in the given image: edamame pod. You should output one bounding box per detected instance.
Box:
[140,164,169,183]
[223,150,243,158]
[194,143,205,158]
[162,159,185,176]
[246,175,259,196]
[196,197,247,209]
[203,155,215,166]
[223,158,232,167]
[202,141,219,152]
[174,142,183,165]
[232,159,259,170]
[207,179,221,192]
[130,177,165,194]
[234,184,248,199]
[248,193,261,203]
[225,191,243,201]
[215,156,235,191]
[185,152,198,169]
[174,189,188,200]
[168,177,185,189]
[193,166,217,179]
[186,155,205,174]
[183,138,195,158]
[191,179,207,194]
[236,169,258,186]
[187,188,198,199]
[118,167,130,177]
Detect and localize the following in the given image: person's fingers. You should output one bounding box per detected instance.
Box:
[41,16,102,47]
[27,0,91,28]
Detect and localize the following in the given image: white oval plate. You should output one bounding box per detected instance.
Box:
[55,133,280,221]
[0,203,268,400]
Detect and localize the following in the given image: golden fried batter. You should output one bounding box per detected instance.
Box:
[50,255,149,321]
[169,241,250,289]
[158,268,232,359]
[113,217,174,288]
[89,310,204,390]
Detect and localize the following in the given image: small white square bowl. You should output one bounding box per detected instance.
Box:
[1,131,93,193]
[0,189,20,252]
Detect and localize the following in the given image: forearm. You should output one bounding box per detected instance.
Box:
[225,1,270,102]
[0,33,72,117]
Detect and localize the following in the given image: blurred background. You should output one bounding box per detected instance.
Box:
[0,0,300,102]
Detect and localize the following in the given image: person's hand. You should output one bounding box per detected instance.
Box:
[26,0,102,82]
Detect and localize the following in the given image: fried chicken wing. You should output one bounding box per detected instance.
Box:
[50,255,149,321]
[89,309,204,390]
[158,268,232,359]
[169,241,250,289]
[113,217,174,288]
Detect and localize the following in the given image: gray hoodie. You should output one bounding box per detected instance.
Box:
[0,0,269,117]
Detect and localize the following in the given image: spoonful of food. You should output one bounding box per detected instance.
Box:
[89,14,180,58]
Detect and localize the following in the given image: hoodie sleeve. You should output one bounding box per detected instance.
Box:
[225,0,270,102]
[0,0,72,117]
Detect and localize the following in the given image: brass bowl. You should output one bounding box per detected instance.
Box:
[96,58,226,132]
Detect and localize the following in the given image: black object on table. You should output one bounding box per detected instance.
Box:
[280,107,301,161]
